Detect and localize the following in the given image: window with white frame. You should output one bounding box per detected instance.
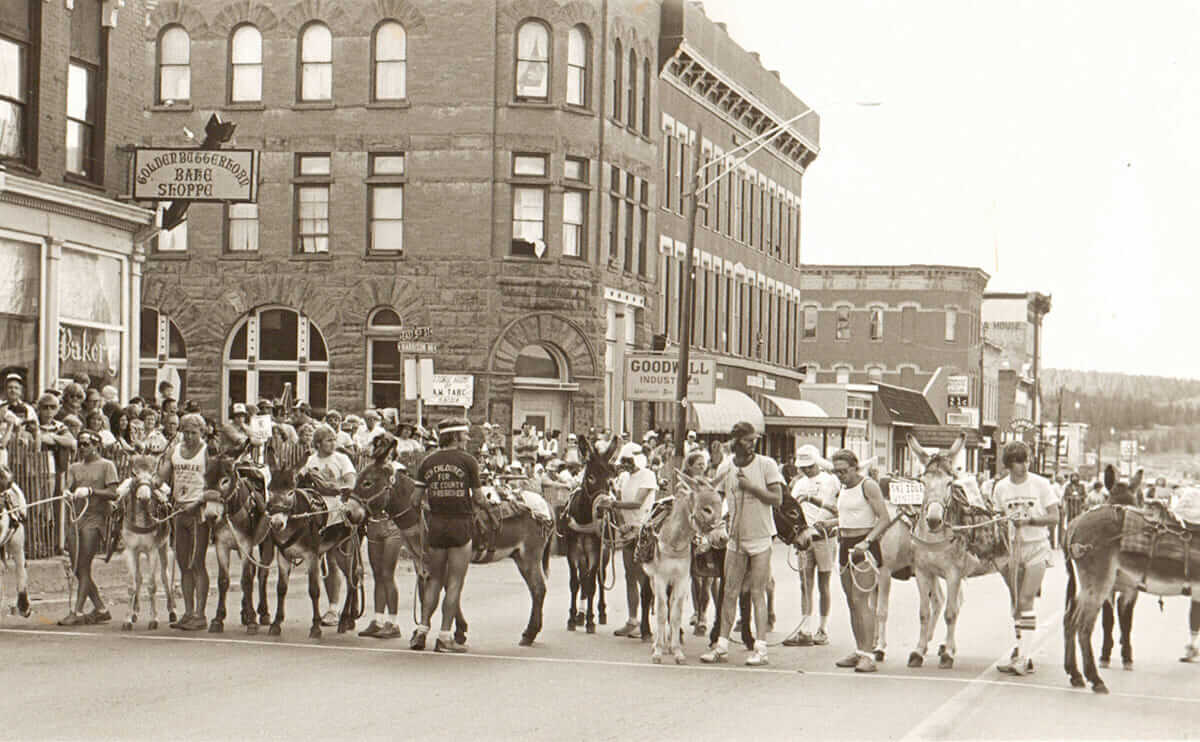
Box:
[153,202,187,253]
[512,153,547,256]
[365,307,403,408]
[836,366,851,385]
[835,306,851,341]
[66,61,98,178]
[295,154,331,253]
[225,203,258,252]
[515,20,550,101]
[140,307,187,403]
[372,21,406,101]
[298,22,332,102]
[229,24,262,102]
[157,25,190,104]
[868,366,883,383]
[224,306,329,417]
[847,395,871,420]
[368,153,405,254]
[563,155,588,259]
[566,25,589,107]
[869,305,884,340]
[0,7,34,163]
[945,307,958,342]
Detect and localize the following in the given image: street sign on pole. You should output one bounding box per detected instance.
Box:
[398,341,438,354]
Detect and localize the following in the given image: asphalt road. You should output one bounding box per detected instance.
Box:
[3,545,1198,741]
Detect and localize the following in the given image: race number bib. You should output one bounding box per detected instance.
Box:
[889,480,925,506]
[1004,496,1037,521]
[248,414,273,444]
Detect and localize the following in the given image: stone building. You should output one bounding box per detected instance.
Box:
[136,0,821,442]
[1,0,155,400]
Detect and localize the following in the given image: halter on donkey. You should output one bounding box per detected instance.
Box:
[114,455,177,630]
[559,436,621,633]
[206,454,277,634]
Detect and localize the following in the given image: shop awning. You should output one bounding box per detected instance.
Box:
[688,388,764,435]
[762,395,828,418]
[911,425,982,449]
[873,384,940,426]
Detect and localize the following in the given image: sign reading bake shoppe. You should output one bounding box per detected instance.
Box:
[132,148,257,202]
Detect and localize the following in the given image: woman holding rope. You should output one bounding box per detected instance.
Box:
[831,448,889,673]
[59,430,118,626]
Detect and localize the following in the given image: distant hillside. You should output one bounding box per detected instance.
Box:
[1041,369,1200,455]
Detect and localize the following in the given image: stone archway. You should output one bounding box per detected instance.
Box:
[489,312,598,380]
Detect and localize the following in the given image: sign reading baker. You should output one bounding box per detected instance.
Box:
[132,148,257,202]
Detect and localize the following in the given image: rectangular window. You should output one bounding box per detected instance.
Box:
[803,305,817,340]
[230,25,263,102]
[564,156,587,182]
[902,306,916,343]
[869,307,883,340]
[295,154,331,254]
[369,338,403,408]
[608,167,620,266]
[637,182,648,276]
[66,61,98,179]
[836,306,851,341]
[511,186,545,256]
[563,190,585,258]
[0,28,31,163]
[945,308,958,342]
[713,156,723,234]
[675,132,686,214]
[663,131,676,209]
[738,174,749,242]
[724,276,732,353]
[514,153,547,176]
[153,202,187,253]
[368,153,405,254]
[699,144,711,228]
[623,174,635,271]
[226,203,259,252]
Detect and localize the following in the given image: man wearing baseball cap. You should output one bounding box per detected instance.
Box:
[608,441,657,639]
[785,444,840,647]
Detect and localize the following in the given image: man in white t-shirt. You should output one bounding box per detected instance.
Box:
[991,441,1059,676]
[784,444,840,647]
[608,441,657,639]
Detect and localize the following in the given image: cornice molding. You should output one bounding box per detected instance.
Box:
[0,168,155,231]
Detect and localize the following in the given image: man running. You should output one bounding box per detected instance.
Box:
[158,413,211,631]
[411,417,490,652]
[992,441,1059,675]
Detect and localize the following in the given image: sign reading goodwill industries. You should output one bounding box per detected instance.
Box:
[132,148,257,202]
[624,353,716,404]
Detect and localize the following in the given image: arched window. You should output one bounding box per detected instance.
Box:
[140,307,187,402]
[298,22,333,102]
[626,48,637,128]
[611,39,622,119]
[224,306,329,417]
[835,365,851,385]
[365,307,403,408]
[566,25,589,107]
[157,25,190,104]
[372,20,406,101]
[868,366,884,383]
[514,343,567,383]
[515,20,549,100]
[230,24,263,103]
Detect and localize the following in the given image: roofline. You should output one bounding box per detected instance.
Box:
[800,264,991,282]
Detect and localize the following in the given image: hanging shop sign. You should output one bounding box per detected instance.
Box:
[132,148,257,202]
[624,353,716,404]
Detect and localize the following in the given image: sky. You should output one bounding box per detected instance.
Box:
[699,0,1200,380]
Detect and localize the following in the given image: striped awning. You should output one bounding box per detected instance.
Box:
[688,388,765,435]
[762,394,829,418]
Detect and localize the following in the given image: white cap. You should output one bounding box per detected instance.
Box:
[618,441,642,460]
[687,430,697,439]
[795,444,822,468]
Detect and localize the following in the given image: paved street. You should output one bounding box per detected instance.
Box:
[3,544,1198,741]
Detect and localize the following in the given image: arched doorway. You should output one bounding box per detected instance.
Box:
[139,307,187,403]
[512,343,572,437]
[223,306,329,418]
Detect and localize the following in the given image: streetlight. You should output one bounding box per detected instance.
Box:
[671,103,879,471]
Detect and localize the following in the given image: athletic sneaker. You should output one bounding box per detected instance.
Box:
[378,622,402,639]
[613,621,639,637]
[997,657,1035,675]
[783,630,814,647]
[180,614,207,631]
[57,613,87,627]
[854,655,878,673]
[746,644,770,666]
[320,610,339,627]
[835,652,860,668]
[409,629,427,650]
[700,646,728,664]
[358,620,383,638]
[812,629,829,645]
[435,638,468,653]
[1182,645,1199,663]
[87,609,112,624]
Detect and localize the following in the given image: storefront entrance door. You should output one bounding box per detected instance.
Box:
[513,389,568,438]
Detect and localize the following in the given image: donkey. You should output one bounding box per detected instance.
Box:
[1062,465,1199,693]
[205,455,277,634]
[264,470,363,639]
[115,455,177,630]
[1097,468,1141,671]
[0,466,30,622]
[642,472,725,664]
[906,434,1014,669]
[559,436,620,633]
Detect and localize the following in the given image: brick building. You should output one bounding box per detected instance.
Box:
[0,0,155,400]
[652,1,819,459]
[136,0,822,445]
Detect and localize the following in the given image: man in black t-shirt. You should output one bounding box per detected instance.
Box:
[412,417,489,653]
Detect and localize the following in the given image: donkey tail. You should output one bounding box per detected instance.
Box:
[542,530,552,577]
[1063,540,1077,619]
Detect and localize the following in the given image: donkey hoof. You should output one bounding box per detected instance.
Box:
[309,625,322,640]
[908,652,924,668]
[259,614,272,626]
[1123,660,1134,671]
[169,611,178,623]
[337,619,354,634]
[939,654,954,670]
[519,635,534,647]
[674,653,687,665]
[586,623,596,634]
[598,614,607,626]
[246,623,258,635]
[147,620,158,631]
[1093,682,1110,695]
[567,620,577,631]
[16,594,30,618]
[874,650,886,662]
[694,623,707,637]
[573,611,585,624]
[937,644,947,658]
[1069,673,1086,688]
[651,651,663,664]
[121,622,133,632]
[267,623,282,637]
[1099,658,1110,669]
[208,620,223,633]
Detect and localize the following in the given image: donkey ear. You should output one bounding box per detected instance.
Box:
[947,433,966,460]
[1104,465,1116,493]
[1131,468,1144,493]
[906,435,931,466]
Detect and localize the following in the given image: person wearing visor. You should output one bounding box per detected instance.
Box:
[157,413,212,631]
[607,441,657,640]
[785,444,840,647]
[60,430,118,626]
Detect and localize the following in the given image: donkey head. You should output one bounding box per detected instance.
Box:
[908,433,966,532]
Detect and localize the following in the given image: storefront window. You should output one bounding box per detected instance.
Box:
[0,238,40,393]
[223,306,328,418]
[60,248,122,326]
[139,307,187,402]
[59,324,121,390]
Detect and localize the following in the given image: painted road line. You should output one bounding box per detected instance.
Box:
[4,626,1199,706]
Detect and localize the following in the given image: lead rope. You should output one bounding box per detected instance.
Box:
[841,550,880,593]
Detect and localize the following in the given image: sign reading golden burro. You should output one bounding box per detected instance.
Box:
[132,148,258,202]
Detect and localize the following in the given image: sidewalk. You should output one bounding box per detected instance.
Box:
[18,546,412,600]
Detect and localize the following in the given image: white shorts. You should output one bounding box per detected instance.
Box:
[1019,539,1053,568]
[800,536,835,573]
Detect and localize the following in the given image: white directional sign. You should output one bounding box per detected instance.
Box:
[624,353,716,404]
[889,480,925,506]
[429,374,474,408]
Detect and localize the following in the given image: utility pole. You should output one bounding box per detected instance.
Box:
[673,124,704,480]
[1054,387,1063,480]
